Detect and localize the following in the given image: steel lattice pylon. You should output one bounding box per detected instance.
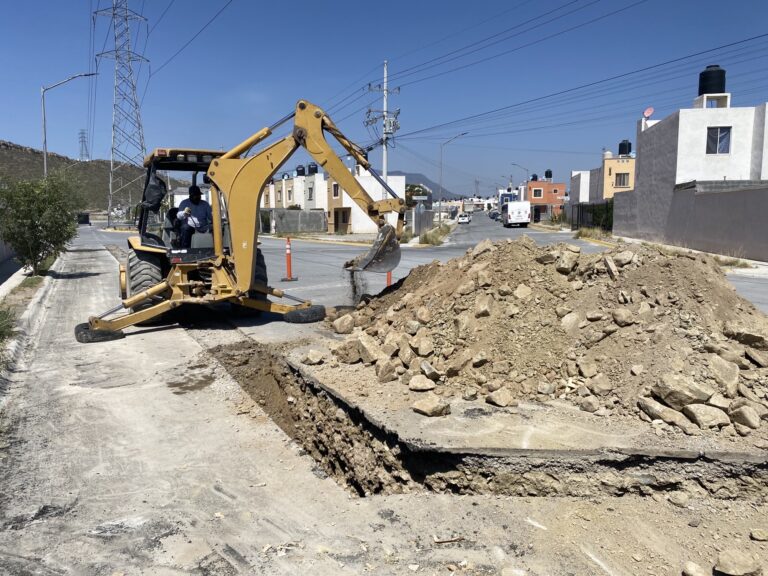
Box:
[78,129,90,162]
[96,0,146,224]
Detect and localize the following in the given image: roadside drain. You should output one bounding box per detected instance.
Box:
[213,341,768,499]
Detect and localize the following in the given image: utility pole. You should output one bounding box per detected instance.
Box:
[79,129,90,161]
[96,0,147,225]
[474,178,480,198]
[366,60,400,200]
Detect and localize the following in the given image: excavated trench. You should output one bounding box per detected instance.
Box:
[213,341,768,499]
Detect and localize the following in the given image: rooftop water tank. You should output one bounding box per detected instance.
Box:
[296,164,306,176]
[531,174,539,182]
[618,140,632,156]
[699,65,726,96]
[544,169,552,180]
[307,162,318,175]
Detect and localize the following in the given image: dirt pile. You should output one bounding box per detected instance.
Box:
[328,237,768,439]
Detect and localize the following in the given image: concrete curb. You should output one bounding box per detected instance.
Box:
[0,265,30,303]
[0,258,59,410]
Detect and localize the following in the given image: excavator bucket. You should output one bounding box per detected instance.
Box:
[344,223,401,273]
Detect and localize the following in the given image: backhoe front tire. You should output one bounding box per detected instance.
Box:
[284,305,326,324]
[126,249,166,323]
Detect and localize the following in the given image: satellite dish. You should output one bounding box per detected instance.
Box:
[643,106,655,119]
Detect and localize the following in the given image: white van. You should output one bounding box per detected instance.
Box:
[501,201,530,227]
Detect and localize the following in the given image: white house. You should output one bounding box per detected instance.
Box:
[614,65,768,260]
[327,166,406,234]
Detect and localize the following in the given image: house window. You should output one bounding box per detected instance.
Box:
[332,183,340,198]
[287,188,293,202]
[307,186,313,201]
[277,190,282,202]
[615,173,629,187]
[532,188,543,199]
[706,126,731,154]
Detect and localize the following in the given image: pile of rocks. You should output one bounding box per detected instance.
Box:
[327,237,768,437]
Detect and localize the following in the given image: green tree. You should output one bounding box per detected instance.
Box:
[405,183,429,208]
[0,173,82,275]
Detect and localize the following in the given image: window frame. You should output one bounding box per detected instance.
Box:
[532,188,543,199]
[706,126,731,155]
[307,186,313,201]
[332,182,340,198]
[615,173,629,188]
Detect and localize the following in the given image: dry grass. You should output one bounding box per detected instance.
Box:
[419,223,452,246]
[573,227,612,240]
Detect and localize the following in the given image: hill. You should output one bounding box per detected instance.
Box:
[0,141,145,211]
[388,171,462,200]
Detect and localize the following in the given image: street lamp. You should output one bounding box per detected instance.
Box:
[439,131,468,225]
[511,162,530,200]
[41,72,97,177]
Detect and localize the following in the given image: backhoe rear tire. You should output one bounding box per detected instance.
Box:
[284,305,326,324]
[126,249,166,323]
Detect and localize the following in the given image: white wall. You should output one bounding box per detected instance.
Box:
[676,107,759,182]
[344,171,406,232]
[569,171,590,203]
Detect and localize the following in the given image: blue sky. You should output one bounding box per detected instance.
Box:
[2,0,767,197]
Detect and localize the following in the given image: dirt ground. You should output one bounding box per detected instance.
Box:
[0,236,766,575]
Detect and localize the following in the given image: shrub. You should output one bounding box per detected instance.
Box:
[0,173,82,275]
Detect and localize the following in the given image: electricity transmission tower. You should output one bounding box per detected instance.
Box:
[78,129,90,161]
[96,0,147,223]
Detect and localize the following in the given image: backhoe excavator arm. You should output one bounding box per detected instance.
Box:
[208,100,405,295]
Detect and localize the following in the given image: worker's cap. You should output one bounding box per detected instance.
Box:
[189,185,202,197]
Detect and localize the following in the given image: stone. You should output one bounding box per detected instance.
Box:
[730,406,761,429]
[332,314,355,334]
[358,334,382,364]
[486,387,516,407]
[536,251,558,264]
[412,393,450,417]
[652,374,715,411]
[738,383,762,403]
[420,361,441,381]
[637,302,652,315]
[485,379,504,393]
[555,251,579,274]
[498,283,513,296]
[750,529,768,542]
[506,304,521,317]
[471,239,495,258]
[731,398,768,419]
[612,308,635,327]
[682,404,731,429]
[564,244,581,253]
[630,364,644,376]
[714,549,762,576]
[603,256,619,280]
[333,339,361,364]
[398,344,416,366]
[668,492,690,508]
[746,348,768,368]
[572,280,584,291]
[302,349,325,365]
[456,281,476,296]
[586,310,604,321]
[472,352,489,367]
[734,423,752,437]
[588,373,614,396]
[475,293,494,318]
[446,350,473,377]
[613,250,635,267]
[462,387,478,401]
[416,306,432,324]
[454,312,476,339]
[537,381,556,395]
[413,335,435,357]
[637,397,698,435]
[580,396,600,412]
[707,393,732,411]
[682,561,709,576]
[723,322,768,351]
[476,269,493,287]
[377,358,401,383]
[565,360,579,377]
[577,359,598,379]
[409,374,436,392]
[514,283,533,300]
[555,305,572,318]
[709,354,740,398]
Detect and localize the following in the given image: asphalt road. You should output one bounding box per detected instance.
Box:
[89,218,768,313]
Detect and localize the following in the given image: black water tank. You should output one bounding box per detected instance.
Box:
[544,169,552,180]
[307,162,318,175]
[618,139,632,156]
[699,65,726,96]
[531,173,539,182]
[296,164,306,176]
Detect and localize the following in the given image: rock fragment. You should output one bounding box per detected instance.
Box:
[333,314,355,334]
[514,283,533,300]
[613,250,635,267]
[612,308,635,327]
[409,374,436,392]
[682,404,731,429]
[604,256,619,280]
[637,397,698,435]
[302,349,325,365]
[652,374,714,411]
[730,406,761,429]
[412,393,450,417]
[555,251,579,274]
[486,387,516,407]
[682,561,708,576]
[709,354,740,398]
[714,549,762,576]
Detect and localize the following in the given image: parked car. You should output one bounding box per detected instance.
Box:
[489,209,499,220]
[457,213,471,224]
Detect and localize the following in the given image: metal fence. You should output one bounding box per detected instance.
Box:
[408,207,435,236]
[570,200,613,231]
[268,208,328,235]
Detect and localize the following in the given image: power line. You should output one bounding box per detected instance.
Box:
[397,32,768,140]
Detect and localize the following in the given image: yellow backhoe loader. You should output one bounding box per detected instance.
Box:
[75,100,405,343]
